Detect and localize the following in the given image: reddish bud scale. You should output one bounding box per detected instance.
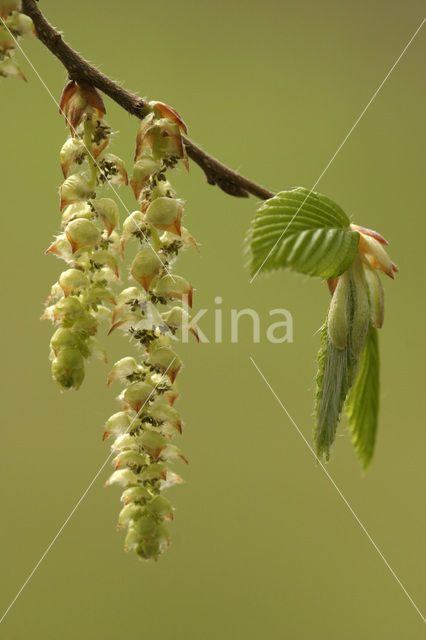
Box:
[59,80,106,134]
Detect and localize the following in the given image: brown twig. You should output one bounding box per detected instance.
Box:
[21,0,275,201]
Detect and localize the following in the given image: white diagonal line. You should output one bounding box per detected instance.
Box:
[250,356,425,624]
[0,17,174,279]
[0,18,182,623]
[0,360,176,625]
[250,16,426,283]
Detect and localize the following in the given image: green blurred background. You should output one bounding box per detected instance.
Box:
[1,1,425,637]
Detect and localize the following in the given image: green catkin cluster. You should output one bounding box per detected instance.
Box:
[43,81,127,390]
[104,102,198,561]
[0,3,33,80]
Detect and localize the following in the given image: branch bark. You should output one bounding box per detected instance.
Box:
[21,0,275,201]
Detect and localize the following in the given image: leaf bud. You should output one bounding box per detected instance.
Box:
[356,230,397,279]
[350,259,370,359]
[363,265,384,329]
[327,272,349,350]
[350,224,389,246]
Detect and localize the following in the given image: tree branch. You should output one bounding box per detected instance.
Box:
[21,0,275,201]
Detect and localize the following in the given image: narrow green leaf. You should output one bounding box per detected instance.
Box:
[345,325,380,469]
[315,327,358,461]
[247,187,359,279]
[314,258,369,460]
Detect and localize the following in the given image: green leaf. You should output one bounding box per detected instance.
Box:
[247,187,359,279]
[345,325,380,469]
[314,325,358,462]
[314,258,369,460]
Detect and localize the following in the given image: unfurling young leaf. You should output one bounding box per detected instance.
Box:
[314,257,368,460]
[315,258,369,459]
[247,189,396,468]
[314,231,392,464]
[247,187,360,279]
[345,325,379,470]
